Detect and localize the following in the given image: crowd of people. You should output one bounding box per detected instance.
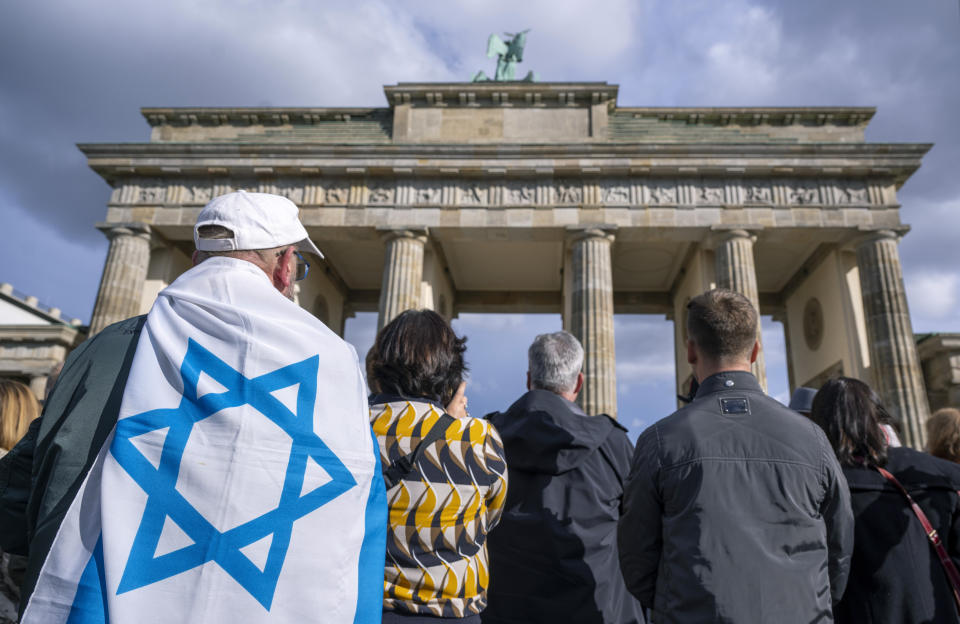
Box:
[2,191,960,623]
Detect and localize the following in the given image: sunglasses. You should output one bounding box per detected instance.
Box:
[276,249,310,281]
[294,251,309,281]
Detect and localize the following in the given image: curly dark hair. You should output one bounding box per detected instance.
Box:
[366,309,467,405]
[810,377,892,467]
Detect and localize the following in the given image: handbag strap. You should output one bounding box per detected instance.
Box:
[875,465,960,613]
[382,413,456,490]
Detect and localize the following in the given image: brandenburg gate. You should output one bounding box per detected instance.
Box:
[79,81,932,446]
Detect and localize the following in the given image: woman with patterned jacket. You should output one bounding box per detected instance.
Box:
[367,310,508,624]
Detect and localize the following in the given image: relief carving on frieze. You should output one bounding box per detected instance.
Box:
[368,185,395,204]
[325,185,350,205]
[138,184,167,203]
[188,184,213,204]
[459,182,488,205]
[274,182,304,204]
[603,184,631,204]
[835,184,868,205]
[648,181,677,205]
[556,183,583,204]
[745,182,773,204]
[699,183,724,205]
[414,185,441,204]
[505,183,535,205]
[788,182,820,205]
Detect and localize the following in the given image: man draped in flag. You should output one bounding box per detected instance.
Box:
[0,192,386,623]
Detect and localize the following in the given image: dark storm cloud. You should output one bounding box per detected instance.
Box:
[1,0,957,422]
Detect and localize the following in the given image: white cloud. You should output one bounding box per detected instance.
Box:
[906,271,959,323]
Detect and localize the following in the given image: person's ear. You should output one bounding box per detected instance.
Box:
[749,339,760,364]
[573,371,584,396]
[686,338,697,365]
[272,247,295,292]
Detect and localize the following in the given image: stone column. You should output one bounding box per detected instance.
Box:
[856,230,929,448]
[714,229,767,389]
[568,227,617,418]
[377,228,427,330]
[89,223,151,336]
[29,375,48,402]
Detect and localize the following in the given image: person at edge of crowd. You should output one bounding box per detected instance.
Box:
[0,381,38,455]
[0,191,386,623]
[927,407,960,464]
[788,386,818,416]
[617,288,854,624]
[367,309,508,624]
[0,380,39,624]
[482,331,645,624]
[810,377,960,624]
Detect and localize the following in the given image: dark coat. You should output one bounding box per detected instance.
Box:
[482,389,645,624]
[0,315,145,615]
[837,446,960,624]
[618,371,854,624]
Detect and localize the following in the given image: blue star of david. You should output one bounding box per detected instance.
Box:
[110,338,357,610]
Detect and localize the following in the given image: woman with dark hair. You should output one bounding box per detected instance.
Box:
[810,377,960,623]
[367,310,508,624]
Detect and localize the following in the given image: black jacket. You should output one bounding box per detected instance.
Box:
[483,389,645,624]
[837,447,960,624]
[618,371,854,624]
[0,315,145,614]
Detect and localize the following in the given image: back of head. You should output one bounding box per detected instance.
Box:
[366,309,467,405]
[927,407,960,463]
[528,331,583,395]
[686,289,757,363]
[810,377,889,467]
[0,379,40,451]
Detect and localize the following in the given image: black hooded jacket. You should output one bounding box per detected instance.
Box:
[482,389,645,624]
[837,446,960,624]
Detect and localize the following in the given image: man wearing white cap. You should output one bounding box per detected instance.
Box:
[0,192,387,623]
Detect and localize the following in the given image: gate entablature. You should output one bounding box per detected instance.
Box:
[80,81,932,444]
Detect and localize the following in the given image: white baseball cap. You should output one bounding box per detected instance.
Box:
[193,191,323,258]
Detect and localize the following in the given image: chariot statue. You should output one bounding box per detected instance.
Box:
[472,30,537,82]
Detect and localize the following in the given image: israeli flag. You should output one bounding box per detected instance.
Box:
[23,257,386,623]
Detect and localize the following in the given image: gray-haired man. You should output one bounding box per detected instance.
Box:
[482,331,644,624]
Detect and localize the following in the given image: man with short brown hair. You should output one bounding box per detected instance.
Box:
[618,288,853,623]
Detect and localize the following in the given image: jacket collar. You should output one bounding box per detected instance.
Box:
[514,389,588,417]
[368,391,445,411]
[694,370,763,399]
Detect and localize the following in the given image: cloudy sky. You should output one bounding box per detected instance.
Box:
[1,0,958,438]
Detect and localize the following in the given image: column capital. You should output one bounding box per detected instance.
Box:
[95,222,151,240]
[376,226,429,245]
[705,226,761,249]
[565,225,617,244]
[851,226,910,250]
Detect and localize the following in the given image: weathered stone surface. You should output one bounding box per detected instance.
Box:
[856,230,930,447]
[80,82,937,426]
[568,228,617,418]
[917,333,960,412]
[89,223,151,336]
[714,229,768,390]
[377,228,427,330]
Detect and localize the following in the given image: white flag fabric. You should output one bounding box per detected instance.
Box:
[23,257,386,624]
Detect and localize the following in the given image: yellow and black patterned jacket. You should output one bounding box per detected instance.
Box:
[369,395,508,618]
